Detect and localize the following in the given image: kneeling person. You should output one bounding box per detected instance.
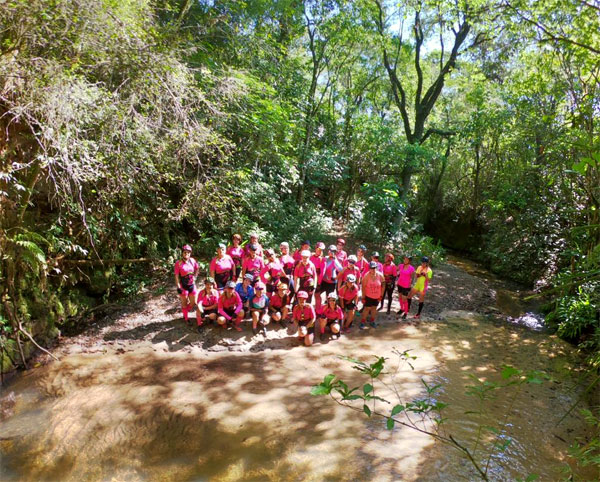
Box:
[269,282,290,328]
[250,283,270,336]
[292,291,316,347]
[318,293,344,341]
[217,281,244,331]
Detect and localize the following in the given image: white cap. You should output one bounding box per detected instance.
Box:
[301,249,311,257]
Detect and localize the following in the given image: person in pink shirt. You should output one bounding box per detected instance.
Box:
[210,243,236,291]
[293,250,317,303]
[292,240,311,265]
[260,249,286,295]
[310,242,325,281]
[319,245,343,298]
[338,274,359,332]
[268,282,290,328]
[317,293,344,341]
[197,277,219,329]
[173,244,200,324]
[227,234,244,281]
[243,233,263,259]
[242,244,265,286]
[292,291,316,346]
[217,281,243,331]
[362,251,383,277]
[380,253,397,314]
[396,254,416,319]
[279,242,296,295]
[355,245,369,279]
[360,261,385,329]
[336,238,348,265]
[337,255,362,290]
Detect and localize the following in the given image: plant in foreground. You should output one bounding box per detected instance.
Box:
[311,350,549,481]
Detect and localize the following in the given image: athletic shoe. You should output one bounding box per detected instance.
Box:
[196,325,203,333]
[359,322,367,330]
[252,326,259,335]
[233,325,242,332]
[402,312,407,319]
[331,333,340,340]
[369,321,377,328]
[413,314,420,319]
[320,332,326,341]
[261,326,267,336]
[279,319,287,329]
[386,308,391,314]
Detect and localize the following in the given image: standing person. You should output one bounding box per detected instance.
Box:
[227,234,244,281]
[210,243,236,291]
[235,273,255,314]
[279,241,296,296]
[197,278,219,329]
[260,249,286,296]
[362,251,383,277]
[244,233,263,259]
[360,261,385,329]
[355,245,369,280]
[338,274,359,332]
[317,293,344,341]
[408,256,433,319]
[249,282,270,336]
[294,250,317,303]
[319,245,343,298]
[293,240,311,265]
[311,242,326,282]
[217,281,244,331]
[396,255,416,319]
[338,255,361,290]
[268,282,290,328]
[381,253,397,313]
[292,291,316,347]
[242,244,265,286]
[174,244,200,324]
[336,238,348,265]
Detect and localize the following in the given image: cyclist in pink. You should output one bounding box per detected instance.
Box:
[268,282,290,328]
[197,277,219,330]
[396,254,415,319]
[279,241,296,295]
[242,244,265,286]
[319,245,343,298]
[244,233,263,259]
[227,234,244,281]
[338,274,359,332]
[174,245,200,324]
[260,249,286,295]
[336,238,348,265]
[355,245,369,279]
[311,242,326,281]
[380,253,397,313]
[337,255,362,289]
[217,281,244,331]
[317,293,344,341]
[293,240,311,265]
[293,291,316,346]
[294,250,317,302]
[210,243,236,291]
[360,261,385,329]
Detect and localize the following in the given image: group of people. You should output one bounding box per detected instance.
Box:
[173,234,433,347]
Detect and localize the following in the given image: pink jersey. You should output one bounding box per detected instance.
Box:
[355,257,369,276]
[310,254,324,277]
[338,265,361,284]
[261,260,285,284]
[396,264,415,288]
[270,292,289,310]
[293,303,316,325]
[210,255,235,274]
[336,250,348,265]
[243,256,265,278]
[338,283,359,301]
[362,261,383,276]
[227,245,244,267]
[319,304,344,321]
[382,263,397,282]
[198,289,219,307]
[294,261,317,280]
[280,254,295,275]
[244,243,263,259]
[218,291,242,319]
[320,257,343,284]
[363,272,384,299]
[174,258,198,278]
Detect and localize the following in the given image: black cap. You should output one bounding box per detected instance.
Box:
[421,256,429,263]
[358,245,366,251]
[369,261,378,269]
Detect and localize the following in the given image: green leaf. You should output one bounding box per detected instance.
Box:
[323,374,336,386]
[501,365,520,379]
[386,417,395,430]
[391,404,404,416]
[524,474,540,482]
[310,385,331,396]
[363,383,373,395]
[363,404,372,417]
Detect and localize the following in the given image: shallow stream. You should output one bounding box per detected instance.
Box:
[0,260,596,481]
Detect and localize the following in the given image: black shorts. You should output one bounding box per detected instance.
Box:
[214,271,231,289]
[342,301,356,311]
[398,286,410,296]
[202,308,217,317]
[364,297,379,307]
[222,307,237,319]
[321,281,336,295]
